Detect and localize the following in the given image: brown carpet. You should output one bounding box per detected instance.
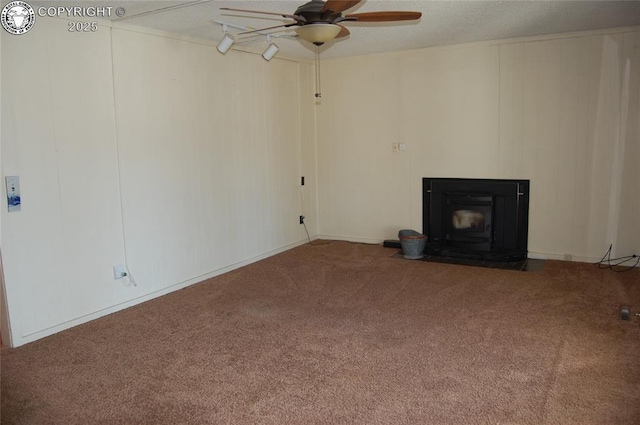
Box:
[2,241,639,424]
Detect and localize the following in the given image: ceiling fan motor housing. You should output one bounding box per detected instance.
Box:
[295,0,347,25]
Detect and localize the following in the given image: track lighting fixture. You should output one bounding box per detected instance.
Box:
[216,24,235,54]
[262,36,279,61]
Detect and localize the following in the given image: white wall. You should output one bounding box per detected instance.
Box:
[1,18,316,347]
[111,29,313,291]
[615,32,640,259]
[316,29,640,261]
[499,32,640,260]
[2,18,125,345]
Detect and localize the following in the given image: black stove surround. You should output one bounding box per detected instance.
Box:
[422,178,530,261]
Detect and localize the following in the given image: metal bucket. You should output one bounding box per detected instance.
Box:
[398,229,427,260]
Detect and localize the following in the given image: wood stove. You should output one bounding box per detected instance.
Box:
[422,178,530,261]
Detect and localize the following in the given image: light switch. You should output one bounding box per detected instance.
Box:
[5,176,21,212]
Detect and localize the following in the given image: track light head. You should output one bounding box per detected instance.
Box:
[217,33,235,54]
[262,41,279,61]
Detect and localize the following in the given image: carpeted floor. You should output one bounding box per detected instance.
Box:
[2,241,639,424]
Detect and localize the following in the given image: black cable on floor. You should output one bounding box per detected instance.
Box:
[595,244,639,272]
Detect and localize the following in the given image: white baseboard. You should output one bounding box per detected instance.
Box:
[12,238,311,348]
[315,234,384,245]
[527,252,600,264]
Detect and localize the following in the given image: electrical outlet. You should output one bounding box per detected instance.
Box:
[299,215,305,224]
[392,143,406,152]
[113,264,126,280]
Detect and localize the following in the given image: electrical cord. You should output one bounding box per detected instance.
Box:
[121,271,138,287]
[302,220,312,243]
[595,244,639,272]
[302,220,333,245]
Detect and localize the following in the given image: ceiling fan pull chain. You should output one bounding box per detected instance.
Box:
[315,46,322,98]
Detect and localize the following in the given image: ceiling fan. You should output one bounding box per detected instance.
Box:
[220,0,422,46]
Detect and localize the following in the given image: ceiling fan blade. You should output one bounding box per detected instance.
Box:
[321,0,362,13]
[344,11,422,22]
[238,23,297,36]
[220,7,306,23]
[336,24,350,38]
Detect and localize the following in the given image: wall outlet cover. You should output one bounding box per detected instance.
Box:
[113,264,126,280]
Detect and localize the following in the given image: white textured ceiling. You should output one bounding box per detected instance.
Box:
[33,1,640,60]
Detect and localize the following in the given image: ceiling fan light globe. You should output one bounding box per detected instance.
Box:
[295,24,342,44]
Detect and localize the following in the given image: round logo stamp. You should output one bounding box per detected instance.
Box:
[2,1,35,35]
